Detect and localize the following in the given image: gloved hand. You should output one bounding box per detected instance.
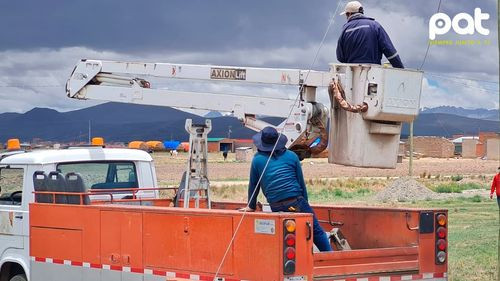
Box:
[238,206,255,212]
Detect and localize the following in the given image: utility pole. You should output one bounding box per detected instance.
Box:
[409,122,414,177]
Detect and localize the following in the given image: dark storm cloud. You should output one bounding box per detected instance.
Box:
[0,0,497,113]
[0,0,337,53]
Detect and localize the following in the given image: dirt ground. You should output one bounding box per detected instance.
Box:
[153,151,498,185]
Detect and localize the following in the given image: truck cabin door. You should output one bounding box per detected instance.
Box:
[0,165,27,249]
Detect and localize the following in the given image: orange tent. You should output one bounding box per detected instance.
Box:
[146,141,165,151]
[128,141,148,151]
[179,142,190,152]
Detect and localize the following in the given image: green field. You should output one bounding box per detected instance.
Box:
[408,198,499,281]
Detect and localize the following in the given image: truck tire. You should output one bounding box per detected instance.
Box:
[9,274,27,281]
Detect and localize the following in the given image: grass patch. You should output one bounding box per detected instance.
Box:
[451,174,464,181]
[308,187,372,201]
[433,182,484,193]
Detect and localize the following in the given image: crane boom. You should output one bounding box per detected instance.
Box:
[66,59,330,158]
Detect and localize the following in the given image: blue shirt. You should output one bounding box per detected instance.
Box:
[247,150,308,209]
[336,14,404,68]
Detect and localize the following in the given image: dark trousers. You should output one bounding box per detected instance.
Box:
[270,197,332,252]
[497,197,500,208]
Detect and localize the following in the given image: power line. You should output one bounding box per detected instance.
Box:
[418,0,443,70]
[425,74,499,94]
[426,72,499,85]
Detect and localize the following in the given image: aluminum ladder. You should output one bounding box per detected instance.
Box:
[181,119,212,208]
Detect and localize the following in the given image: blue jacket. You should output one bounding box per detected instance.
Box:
[247,150,308,210]
[336,14,404,68]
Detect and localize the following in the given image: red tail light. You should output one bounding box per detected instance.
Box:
[436,227,446,239]
[435,213,447,264]
[285,234,296,247]
[285,247,296,259]
[437,239,447,251]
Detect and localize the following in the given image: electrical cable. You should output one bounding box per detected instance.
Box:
[418,0,442,70]
[426,72,499,85]
[213,1,343,278]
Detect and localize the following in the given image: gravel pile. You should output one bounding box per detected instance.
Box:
[375,177,437,202]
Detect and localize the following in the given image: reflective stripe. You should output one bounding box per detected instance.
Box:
[345,24,370,33]
[31,256,447,281]
[387,52,399,60]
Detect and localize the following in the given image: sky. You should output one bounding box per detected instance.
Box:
[0,0,498,114]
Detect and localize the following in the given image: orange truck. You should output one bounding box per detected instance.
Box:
[0,147,448,281]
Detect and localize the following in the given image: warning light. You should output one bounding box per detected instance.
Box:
[91,137,104,146]
[7,139,21,151]
[285,220,296,233]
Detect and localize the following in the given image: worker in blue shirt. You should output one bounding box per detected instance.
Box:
[239,126,332,252]
[336,1,404,68]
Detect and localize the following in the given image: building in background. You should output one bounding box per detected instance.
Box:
[207,138,254,153]
[452,136,478,156]
[235,147,254,162]
[477,132,499,157]
[486,138,500,160]
[406,137,454,158]
[453,132,499,158]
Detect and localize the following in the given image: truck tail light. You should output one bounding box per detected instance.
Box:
[436,227,446,238]
[285,234,296,246]
[435,213,447,264]
[437,239,447,251]
[283,219,296,275]
[285,247,296,259]
[436,214,446,226]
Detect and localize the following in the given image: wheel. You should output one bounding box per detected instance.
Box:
[9,274,27,281]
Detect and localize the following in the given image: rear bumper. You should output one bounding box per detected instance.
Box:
[326,272,447,281]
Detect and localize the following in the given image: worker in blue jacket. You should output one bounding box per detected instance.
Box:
[336,1,404,68]
[239,126,332,252]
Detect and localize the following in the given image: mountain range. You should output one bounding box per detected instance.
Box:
[0,103,498,143]
[420,106,498,121]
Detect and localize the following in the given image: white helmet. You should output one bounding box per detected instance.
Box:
[340,1,364,15]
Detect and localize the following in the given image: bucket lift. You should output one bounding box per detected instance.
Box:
[66,60,423,169]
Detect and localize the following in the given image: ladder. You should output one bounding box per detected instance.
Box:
[181,119,212,208]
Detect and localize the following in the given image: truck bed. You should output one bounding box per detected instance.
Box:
[29,201,447,281]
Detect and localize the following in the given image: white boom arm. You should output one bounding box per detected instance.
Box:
[67,59,330,158]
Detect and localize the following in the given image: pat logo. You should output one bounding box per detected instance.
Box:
[429,8,490,40]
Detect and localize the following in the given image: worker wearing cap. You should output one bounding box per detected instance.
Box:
[336,1,404,68]
[490,167,500,207]
[240,127,332,252]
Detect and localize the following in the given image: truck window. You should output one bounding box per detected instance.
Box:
[0,168,24,205]
[57,162,138,190]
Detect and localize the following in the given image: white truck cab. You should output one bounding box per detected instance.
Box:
[0,147,157,281]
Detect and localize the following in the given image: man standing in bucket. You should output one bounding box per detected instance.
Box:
[239,126,332,252]
[336,1,404,68]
